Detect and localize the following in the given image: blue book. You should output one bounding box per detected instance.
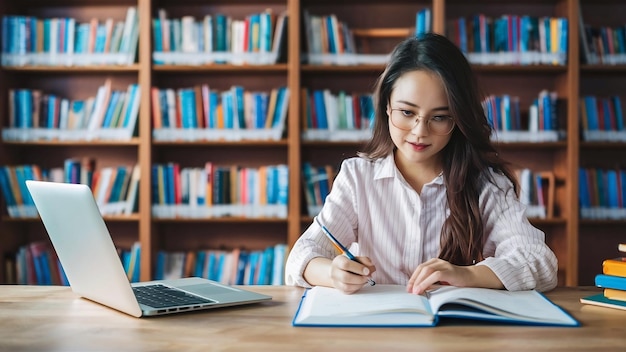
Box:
[313,90,327,129]
[580,293,626,311]
[293,285,579,327]
[595,274,626,291]
[606,170,619,208]
[611,96,624,131]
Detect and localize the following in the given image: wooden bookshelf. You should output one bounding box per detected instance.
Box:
[1,0,625,286]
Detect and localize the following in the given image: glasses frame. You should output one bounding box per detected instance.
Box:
[389,108,455,135]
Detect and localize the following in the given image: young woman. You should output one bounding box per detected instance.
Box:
[285,33,558,295]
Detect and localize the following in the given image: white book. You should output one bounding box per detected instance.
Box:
[202,15,213,53]
[58,98,70,130]
[181,16,197,53]
[323,89,338,131]
[344,94,354,130]
[87,80,112,131]
[119,6,137,54]
[293,285,579,327]
[50,18,59,54]
[66,18,75,54]
[166,88,177,128]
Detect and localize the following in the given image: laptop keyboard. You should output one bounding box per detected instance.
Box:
[133,284,215,308]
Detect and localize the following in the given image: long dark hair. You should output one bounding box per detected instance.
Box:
[359,33,519,265]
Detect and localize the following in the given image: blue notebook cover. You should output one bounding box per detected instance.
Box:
[580,294,626,311]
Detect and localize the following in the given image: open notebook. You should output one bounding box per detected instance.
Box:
[293,284,579,327]
[25,180,271,317]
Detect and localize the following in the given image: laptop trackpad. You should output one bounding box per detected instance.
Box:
[181,283,241,297]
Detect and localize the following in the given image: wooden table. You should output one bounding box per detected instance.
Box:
[0,285,624,351]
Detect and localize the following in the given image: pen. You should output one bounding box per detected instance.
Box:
[314,217,376,286]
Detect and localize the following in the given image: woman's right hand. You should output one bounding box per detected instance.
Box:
[330,255,376,294]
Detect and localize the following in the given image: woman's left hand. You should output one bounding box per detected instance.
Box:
[406,258,503,294]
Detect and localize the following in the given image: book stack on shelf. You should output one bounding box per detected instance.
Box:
[516,169,555,219]
[1,7,139,67]
[578,167,626,220]
[3,79,141,142]
[13,241,68,285]
[446,13,568,66]
[483,89,564,143]
[151,84,289,142]
[154,243,289,286]
[302,162,336,217]
[151,162,289,219]
[579,95,626,142]
[581,243,626,311]
[152,8,288,66]
[300,88,374,141]
[302,8,430,66]
[578,8,626,65]
[0,161,140,219]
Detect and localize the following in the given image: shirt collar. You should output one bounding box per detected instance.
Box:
[373,153,445,186]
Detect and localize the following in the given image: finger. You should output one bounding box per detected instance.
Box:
[410,270,443,295]
[407,258,438,290]
[355,256,376,275]
[335,255,371,276]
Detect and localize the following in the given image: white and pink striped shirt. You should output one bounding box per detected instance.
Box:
[286,154,558,292]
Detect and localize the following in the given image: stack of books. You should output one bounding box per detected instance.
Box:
[580,243,626,310]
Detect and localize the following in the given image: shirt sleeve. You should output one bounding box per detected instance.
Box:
[284,159,359,287]
[476,172,558,292]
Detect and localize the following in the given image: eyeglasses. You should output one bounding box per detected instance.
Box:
[389,108,455,135]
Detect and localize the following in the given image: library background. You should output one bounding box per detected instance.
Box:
[0,0,624,287]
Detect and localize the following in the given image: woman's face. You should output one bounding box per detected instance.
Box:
[386,70,453,172]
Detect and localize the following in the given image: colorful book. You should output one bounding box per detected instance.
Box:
[595,274,626,291]
[293,285,579,327]
[604,288,626,302]
[603,258,626,277]
[580,294,626,311]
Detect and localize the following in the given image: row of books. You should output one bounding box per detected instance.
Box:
[302,163,337,217]
[579,7,626,65]
[580,243,626,311]
[13,241,68,285]
[151,162,289,219]
[152,9,288,65]
[483,90,562,143]
[516,169,554,219]
[580,95,626,142]
[151,85,289,142]
[155,244,289,286]
[11,240,139,285]
[300,88,374,142]
[1,7,138,66]
[3,80,141,142]
[447,14,568,65]
[0,162,140,218]
[579,167,626,220]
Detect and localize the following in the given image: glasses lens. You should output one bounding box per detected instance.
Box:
[429,118,454,135]
[391,110,454,135]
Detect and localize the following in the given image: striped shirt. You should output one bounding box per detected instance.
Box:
[285,154,558,292]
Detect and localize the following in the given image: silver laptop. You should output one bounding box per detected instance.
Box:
[25,180,271,317]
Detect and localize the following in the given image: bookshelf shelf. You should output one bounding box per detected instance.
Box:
[153,64,289,73]
[0,0,623,287]
[1,65,141,73]
[2,139,141,146]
